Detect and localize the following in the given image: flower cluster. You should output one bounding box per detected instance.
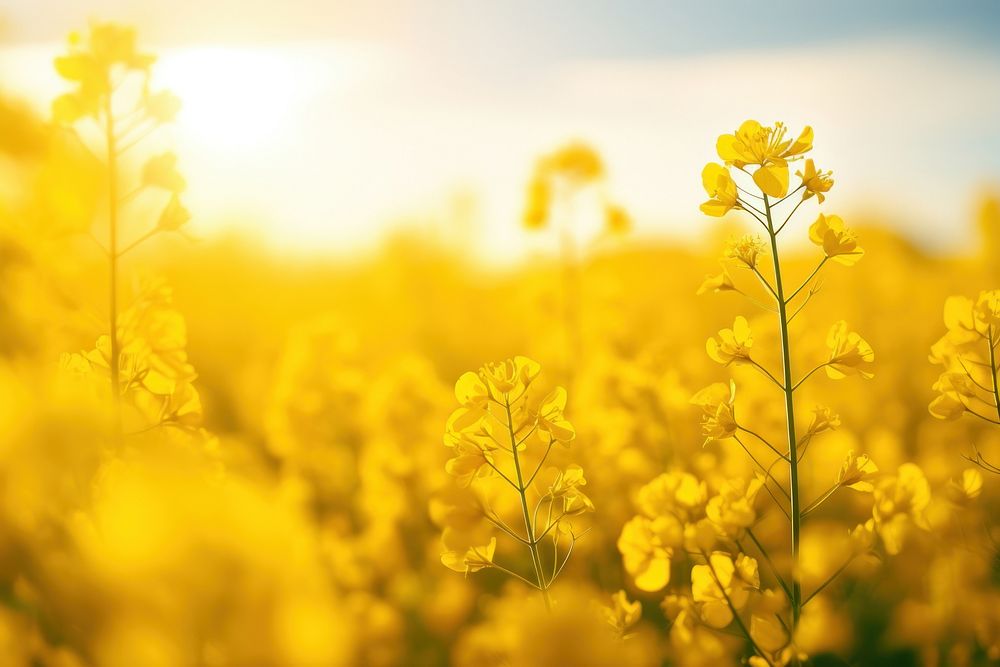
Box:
[618,120,888,665]
[522,141,630,236]
[436,356,592,605]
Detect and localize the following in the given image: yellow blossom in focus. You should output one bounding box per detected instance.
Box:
[724,234,767,269]
[808,214,865,265]
[716,120,813,197]
[441,532,496,574]
[826,321,875,379]
[690,381,737,445]
[697,265,740,296]
[700,162,740,216]
[837,450,879,492]
[796,159,833,203]
[707,315,754,366]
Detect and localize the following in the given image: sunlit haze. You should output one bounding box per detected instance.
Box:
[2,1,998,260]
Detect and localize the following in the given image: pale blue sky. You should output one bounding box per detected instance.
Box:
[2,1,999,259]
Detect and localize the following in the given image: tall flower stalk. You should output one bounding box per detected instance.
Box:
[435,356,593,608]
[695,120,872,656]
[52,23,190,429]
[521,143,630,380]
[929,290,1000,472]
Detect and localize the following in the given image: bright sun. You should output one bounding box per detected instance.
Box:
[156,46,313,156]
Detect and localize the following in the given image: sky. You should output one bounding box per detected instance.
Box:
[1,0,999,260]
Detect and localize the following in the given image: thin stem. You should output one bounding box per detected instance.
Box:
[552,533,579,580]
[787,286,821,324]
[764,193,803,629]
[505,397,551,608]
[751,360,787,391]
[801,483,842,518]
[525,439,554,488]
[785,258,827,305]
[700,550,774,667]
[738,427,789,462]
[737,202,771,231]
[484,513,530,545]
[775,198,805,235]
[116,227,160,259]
[957,357,995,393]
[771,184,806,208]
[803,556,855,606]
[484,460,520,491]
[740,198,767,217]
[115,123,158,155]
[744,530,793,601]
[965,409,1000,426]
[491,562,542,590]
[989,326,1000,421]
[733,435,791,500]
[534,512,567,543]
[750,266,779,300]
[791,363,830,392]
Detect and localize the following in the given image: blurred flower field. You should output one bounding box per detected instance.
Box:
[1,21,1000,667]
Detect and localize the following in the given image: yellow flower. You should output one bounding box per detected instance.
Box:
[974,289,1000,329]
[706,476,763,536]
[872,463,930,555]
[691,552,759,628]
[636,471,708,519]
[716,120,813,197]
[724,234,767,269]
[549,465,593,515]
[803,405,840,438]
[156,194,192,232]
[751,613,789,655]
[543,141,605,185]
[796,159,834,203]
[144,90,182,123]
[697,265,740,296]
[690,381,737,445]
[601,590,642,637]
[538,387,575,442]
[928,372,980,420]
[825,321,874,379]
[604,203,631,235]
[808,214,864,265]
[617,515,682,592]
[443,430,498,486]
[947,468,983,505]
[440,531,496,574]
[837,450,879,492]
[699,163,739,216]
[707,316,754,366]
[479,356,541,397]
[142,152,187,193]
[522,174,550,229]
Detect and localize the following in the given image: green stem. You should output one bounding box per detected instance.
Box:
[763,193,802,629]
[744,530,793,601]
[989,326,1000,421]
[505,397,551,609]
[700,550,774,667]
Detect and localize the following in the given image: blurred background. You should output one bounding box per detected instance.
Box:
[1,2,999,666]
